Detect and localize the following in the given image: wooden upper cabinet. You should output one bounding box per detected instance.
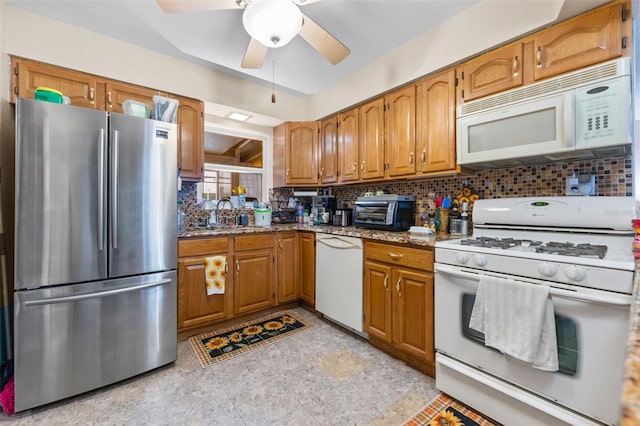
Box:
[105,81,157,113]
[532,0,627,81]
[11,57,104,109]
[416,69,457,174]
[459,42,524,102]
[384,85,416,178]
[319,116,338,185]
[338,108,359,183]
[358,98,385,181]
[284,121,320,186]
[175,96,204,181]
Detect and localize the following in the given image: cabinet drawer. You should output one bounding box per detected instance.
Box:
[178,237,228,257]
[234,234,274,251]
[365,242,433,271]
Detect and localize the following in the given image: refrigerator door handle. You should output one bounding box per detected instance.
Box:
[111,129,119,250]
[98,128,106,251]
[23,278,172,306]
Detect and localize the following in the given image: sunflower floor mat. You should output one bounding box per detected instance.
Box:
[188,310,315,368]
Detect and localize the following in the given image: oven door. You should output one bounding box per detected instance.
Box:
[434,263,631,425]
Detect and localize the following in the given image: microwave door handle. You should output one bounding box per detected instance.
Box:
[434,264,632,306]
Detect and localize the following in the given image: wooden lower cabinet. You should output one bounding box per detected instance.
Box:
[276,232,299,304]
[177,237,231,330]
[233,235,275,315]
[298,232,316,306]
[364,241,435,375]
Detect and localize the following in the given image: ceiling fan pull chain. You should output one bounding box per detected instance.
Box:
[272,50,276,103]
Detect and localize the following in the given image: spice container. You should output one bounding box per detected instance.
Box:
[633,219,640,258]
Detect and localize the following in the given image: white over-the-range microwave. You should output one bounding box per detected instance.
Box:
[456,57,631,169]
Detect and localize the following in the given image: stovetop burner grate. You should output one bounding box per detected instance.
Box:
[460,237,607,259]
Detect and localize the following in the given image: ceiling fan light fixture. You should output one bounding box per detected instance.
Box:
[242,0,302,48]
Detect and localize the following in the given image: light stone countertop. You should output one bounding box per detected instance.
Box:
[179,224,456,248]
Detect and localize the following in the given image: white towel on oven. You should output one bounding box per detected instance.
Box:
[469,275,559,372]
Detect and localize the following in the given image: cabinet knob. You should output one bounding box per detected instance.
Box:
[409,152,414,166]
[383,274,389,291]
[286,168,290,178]
[396,277,402,296]
[107,91,112,108]
[421,149,426,165]
[352,162,357,174]
[512,55,519,77]
[360,161,365,171]
[89,87,95,103]
[536,47,543,68]
[235,259,239,272]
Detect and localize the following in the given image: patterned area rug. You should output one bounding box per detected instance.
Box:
[189,310,315,368]
[404,393,499,426]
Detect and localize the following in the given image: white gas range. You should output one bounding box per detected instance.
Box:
[434,196,636,426]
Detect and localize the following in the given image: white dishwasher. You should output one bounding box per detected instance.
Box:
[315,234,366,336]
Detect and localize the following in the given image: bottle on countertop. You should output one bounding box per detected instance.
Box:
[296,203,304,224]
[177,200,187,233]
[449,204,462,234]
[460,202,469,236]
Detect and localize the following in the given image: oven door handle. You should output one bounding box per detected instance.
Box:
[434,264,633,306]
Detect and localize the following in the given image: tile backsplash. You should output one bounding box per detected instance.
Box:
[185,155,632,225]
[272,155,631,213]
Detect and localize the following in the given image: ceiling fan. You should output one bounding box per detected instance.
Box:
[156,0,350,69]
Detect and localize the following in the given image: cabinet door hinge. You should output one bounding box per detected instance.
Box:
[622,7,628,22]
[461,71,464,80]
[622,36,628,49]
[455,77,459,87]
[14,86,18,96]
[13,64,18,75]
[461,89,465,99]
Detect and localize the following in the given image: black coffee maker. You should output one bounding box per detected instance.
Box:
[311,196,337,225]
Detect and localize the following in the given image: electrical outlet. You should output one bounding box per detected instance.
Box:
[566,173,595,196]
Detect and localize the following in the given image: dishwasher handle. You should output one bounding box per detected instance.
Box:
[317,236,362,250]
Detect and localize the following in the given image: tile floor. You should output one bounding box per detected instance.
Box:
[0,308,439,425]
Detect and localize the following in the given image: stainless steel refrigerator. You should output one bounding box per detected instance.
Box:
[12,98,178,412]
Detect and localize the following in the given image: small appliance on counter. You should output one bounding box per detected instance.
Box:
[255,206,272,227]
[271,209,296,224]
[333,208,352,227]
[353,194,415,231]
[312,195,337,225]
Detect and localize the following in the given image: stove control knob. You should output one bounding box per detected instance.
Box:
[565,265,586,282]
[473,254,488,267]
[538,262,557,277]
[456,252,469,264]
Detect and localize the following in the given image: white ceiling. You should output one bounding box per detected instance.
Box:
[7,0,480,97]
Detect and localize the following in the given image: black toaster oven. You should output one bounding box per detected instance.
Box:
[353,195,415,231]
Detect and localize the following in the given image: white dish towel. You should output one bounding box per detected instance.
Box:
[469,275,559,371]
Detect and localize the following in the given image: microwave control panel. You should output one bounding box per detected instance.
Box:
[575,75,631,148]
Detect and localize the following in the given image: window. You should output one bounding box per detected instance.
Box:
[197,122,272,203]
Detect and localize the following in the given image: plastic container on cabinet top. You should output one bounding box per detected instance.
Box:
[34,87,63,104]
[123,99,149,118]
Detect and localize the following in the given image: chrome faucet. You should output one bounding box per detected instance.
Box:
[216,199,234,225]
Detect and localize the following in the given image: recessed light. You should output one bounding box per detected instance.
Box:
[225,112,252,122]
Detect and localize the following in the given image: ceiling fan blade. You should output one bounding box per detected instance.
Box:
[299,13,350,65]
[242,38,269,68]
[156,0,239,13]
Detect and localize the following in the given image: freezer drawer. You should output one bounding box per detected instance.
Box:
[13,271,177,412]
